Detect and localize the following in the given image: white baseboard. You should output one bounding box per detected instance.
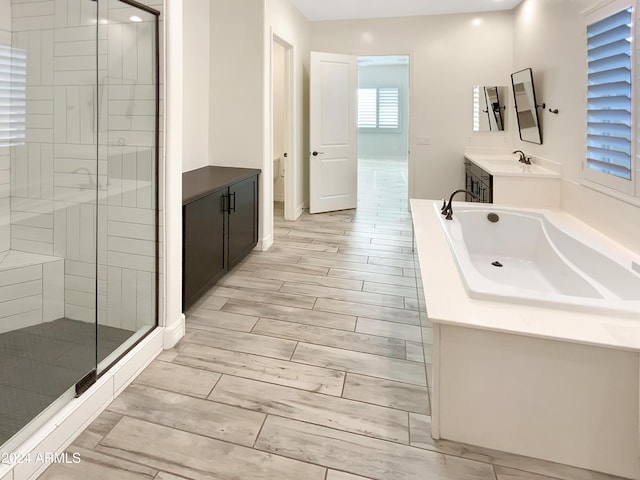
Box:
[256,234,273,252]
[2,328,163,480]
[163,313,185,349]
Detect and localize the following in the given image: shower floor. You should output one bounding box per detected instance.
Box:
[0,318,133,447]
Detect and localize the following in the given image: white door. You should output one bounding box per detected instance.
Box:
[309,52,358,214]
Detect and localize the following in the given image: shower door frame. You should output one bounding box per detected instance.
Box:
[82,0,162,389]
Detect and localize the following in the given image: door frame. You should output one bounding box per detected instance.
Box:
[270,32,296,221]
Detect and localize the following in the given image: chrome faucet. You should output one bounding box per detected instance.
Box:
[72,167,96,189]
[441,189,478,220]
[512,150,531,164]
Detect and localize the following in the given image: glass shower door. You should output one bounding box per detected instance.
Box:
[95,0,159,373]
[0,0,99,451]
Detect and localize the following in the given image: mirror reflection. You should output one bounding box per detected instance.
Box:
[472,86,506,132]
[511,68,542,144]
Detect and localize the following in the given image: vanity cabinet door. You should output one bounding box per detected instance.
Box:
[183,188,227,308]
[228,175,259,270]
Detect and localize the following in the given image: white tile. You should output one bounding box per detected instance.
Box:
[0,309,43,333]
[55,55,95,72]
[25,86,54,100]
[0,280,41,303]
[65,203,80,260]
[107,220,155,240]
[65,304,94,322]
[43,260,64,321]
[0,295,41,320]
[54,0,68,28]
[108,251,155,272]
[122,23,138,83]
[41,143,55,200]
[108,236,154,257]
[0,264,41,287]
[54,25,93,43]
[28,142,42,198]
[12,1,55,18]
[53,203,68,256]
[136,22,153,85]
[109,99,156,116]
[122,268,137,330]
[79,203,96,262]
[25,128,54,143]
[25,30,42,85]
[41,28,54,84]
[136,270,154,329]
[11,238,53,255]
[53,86,68,142]
[12,224,53,243]
[107,266,122,327]
[80,85,96,145]
[66,289,94,309]
[53,70,95,86]
[12,197,54,214]
[108,205,154,224]
[107,23,123,83]
[65,259,94,277]
[66,85,80,143]
[11,211,53,228]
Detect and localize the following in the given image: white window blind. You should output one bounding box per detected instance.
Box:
[358,87,400,131]
[0,44,26,147]
[472,85,481,132]
[586,7,632,181]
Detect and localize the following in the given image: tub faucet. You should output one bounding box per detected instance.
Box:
[441,189,478,220]
[512,150,531,164]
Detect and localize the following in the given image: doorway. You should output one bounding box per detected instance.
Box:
[272,36,293,222]
[357,55,410,212]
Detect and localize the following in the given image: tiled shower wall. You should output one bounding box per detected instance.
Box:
[8,0,162,331]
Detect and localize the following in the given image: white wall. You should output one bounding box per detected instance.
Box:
[512,0,640,251]
[311,12,514,201]
[358,63,409,160]
[182,0,210,173]
[210,0,264,171]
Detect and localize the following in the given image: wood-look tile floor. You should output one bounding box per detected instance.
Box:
[40,159,625,480]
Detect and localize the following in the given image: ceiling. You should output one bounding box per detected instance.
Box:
[288,0,523,21]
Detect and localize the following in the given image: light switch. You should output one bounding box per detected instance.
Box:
[416,136,430,145]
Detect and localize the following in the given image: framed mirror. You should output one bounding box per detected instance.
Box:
[511,68,542,144]
[472,86,507,132]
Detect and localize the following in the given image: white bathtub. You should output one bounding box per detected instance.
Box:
[435,203,640,316]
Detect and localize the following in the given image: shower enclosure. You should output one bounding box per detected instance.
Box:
[0,0,160,452]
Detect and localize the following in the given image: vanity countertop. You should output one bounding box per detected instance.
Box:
[465,152,560,178]
[410,198,640,352]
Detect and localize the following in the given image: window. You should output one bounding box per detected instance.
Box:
[358,87,400,131]
[0,44,26,147]
[585,2,635,195]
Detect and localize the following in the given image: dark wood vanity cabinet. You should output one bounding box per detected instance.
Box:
[182,167,260,311]
[464,159,493,203]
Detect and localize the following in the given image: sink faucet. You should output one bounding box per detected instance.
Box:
[512,150,531,164]
[441,189,478,220]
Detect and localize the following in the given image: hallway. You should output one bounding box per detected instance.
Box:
[39,158,622,480]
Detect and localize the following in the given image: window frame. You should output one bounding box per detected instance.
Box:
[357,86,402,133]
[583,0,638,198]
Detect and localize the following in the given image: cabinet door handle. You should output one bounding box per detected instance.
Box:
[221,194,227,213]
[230,192,236,213]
